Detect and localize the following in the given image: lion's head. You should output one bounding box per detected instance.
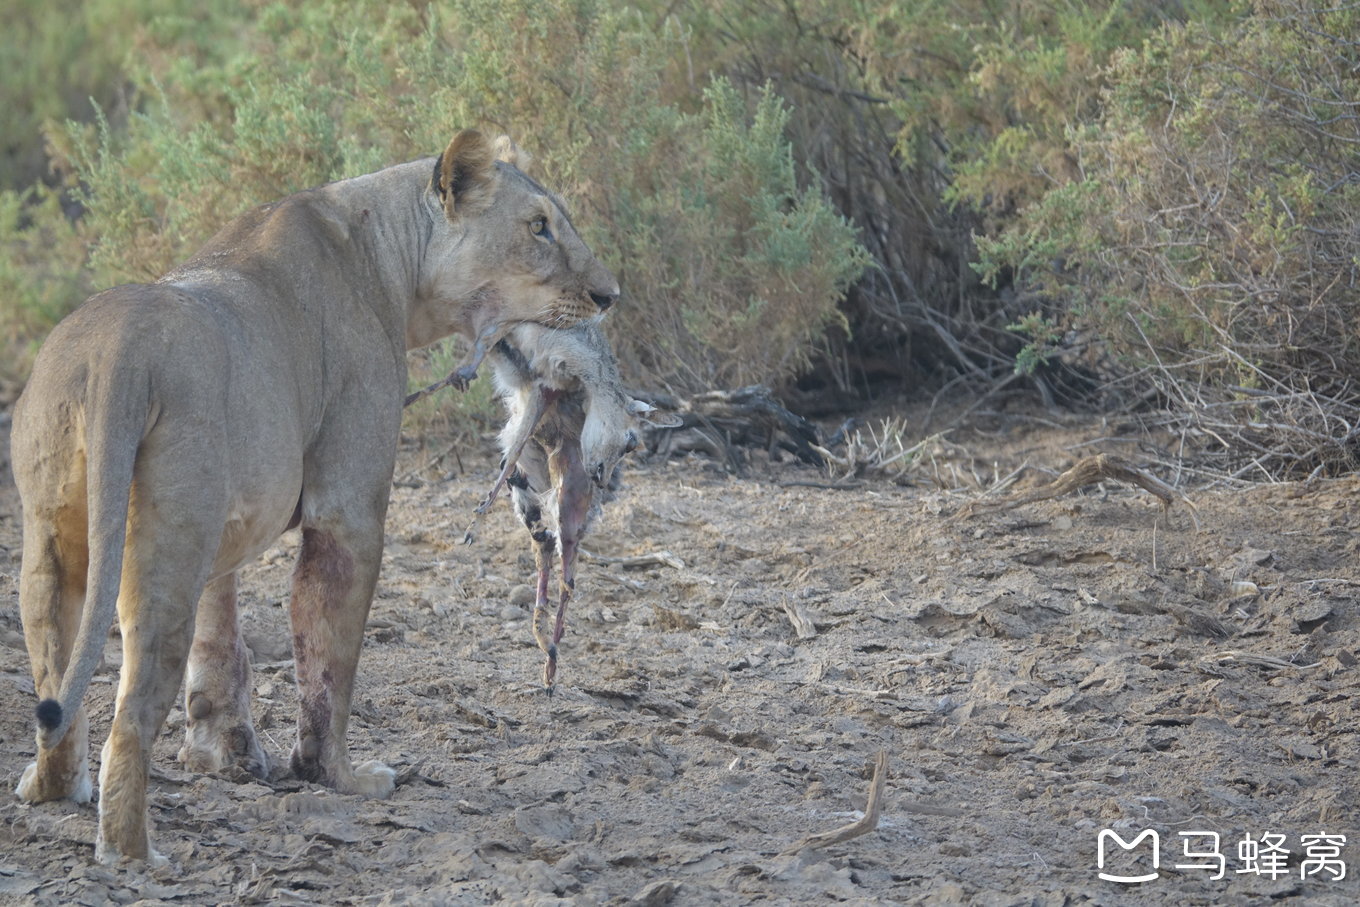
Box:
[410,130,618,348]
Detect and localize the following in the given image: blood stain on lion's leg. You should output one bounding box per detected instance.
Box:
[288,526,396,798]
[288,529,347,786]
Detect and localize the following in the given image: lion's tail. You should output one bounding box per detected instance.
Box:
[35,372,146,749]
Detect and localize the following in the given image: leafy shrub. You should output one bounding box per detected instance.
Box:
[0,0,253,396]
[666,0,1231,395]
[3,0,867,404]
[0,0,149,191]
[602,78,870,389]
[975,0,1360,476]
[14,0,1357,485]
[0,185,90,394]
[665,0,991,389]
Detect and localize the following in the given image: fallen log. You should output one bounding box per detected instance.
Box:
[634,385,824,468]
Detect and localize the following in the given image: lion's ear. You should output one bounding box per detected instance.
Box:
[492,135,533,173]
[433,130,497,217]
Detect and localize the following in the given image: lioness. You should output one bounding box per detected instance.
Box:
[10,129,618,865]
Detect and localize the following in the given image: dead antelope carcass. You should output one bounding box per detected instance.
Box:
[478,320,674,689]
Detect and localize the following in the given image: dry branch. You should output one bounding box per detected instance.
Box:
[1202,651,1321,672]
[580,549,685,570]
[963,453,1199,529]
[813,423,945,484]
[781,751,889,855]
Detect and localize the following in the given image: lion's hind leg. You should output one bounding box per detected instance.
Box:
[179,572,270,778]
[96,429,228,866]
[288,524,396,799]
[16,521,93,805]
[96,536,206,867]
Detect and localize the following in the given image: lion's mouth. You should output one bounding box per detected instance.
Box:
[546,297,603,327]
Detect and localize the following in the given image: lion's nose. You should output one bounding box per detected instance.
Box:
[589,290,618,310]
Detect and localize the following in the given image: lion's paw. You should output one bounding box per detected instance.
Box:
[95,836,168,869]
[14,762,41,803]
[178,725,270,780]
[346,760,397,799]
[15,760,93,805]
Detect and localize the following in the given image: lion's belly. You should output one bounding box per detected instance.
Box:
[208,436,304,579]
[209,492,299,578]
[203,330,311,578]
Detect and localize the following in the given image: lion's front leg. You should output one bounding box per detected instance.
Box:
[287,524,395,798]
[179,572,269,778]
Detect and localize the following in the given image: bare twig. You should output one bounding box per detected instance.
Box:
[1202,651,1321,671]
[781,751,889,855]
[580,549,686,570]
[962,453,1200,530]
[395,441,462,485]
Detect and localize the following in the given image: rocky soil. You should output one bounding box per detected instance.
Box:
[1,405,1358,905]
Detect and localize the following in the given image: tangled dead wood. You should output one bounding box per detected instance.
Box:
[637,385,823,469]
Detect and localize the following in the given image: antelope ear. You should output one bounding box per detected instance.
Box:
[492,135,533,172]
[432,130,497,217]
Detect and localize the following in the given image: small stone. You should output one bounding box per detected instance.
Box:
[631,880,680,906]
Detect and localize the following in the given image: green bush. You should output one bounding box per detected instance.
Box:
[0,0,155,192]
[14,0,1358,481]
[1,0,867,403]
[974,0,1360,475]
[0,0,254,395]
[661,1,1231,392]
[0,185,90,394]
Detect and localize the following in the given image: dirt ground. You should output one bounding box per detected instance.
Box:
[1,401,1359,905]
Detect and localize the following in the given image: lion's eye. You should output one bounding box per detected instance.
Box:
[530,216,552,239]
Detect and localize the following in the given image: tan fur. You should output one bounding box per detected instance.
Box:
[10,129,617,866]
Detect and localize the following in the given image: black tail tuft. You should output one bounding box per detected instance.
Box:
[35,699,62,731]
